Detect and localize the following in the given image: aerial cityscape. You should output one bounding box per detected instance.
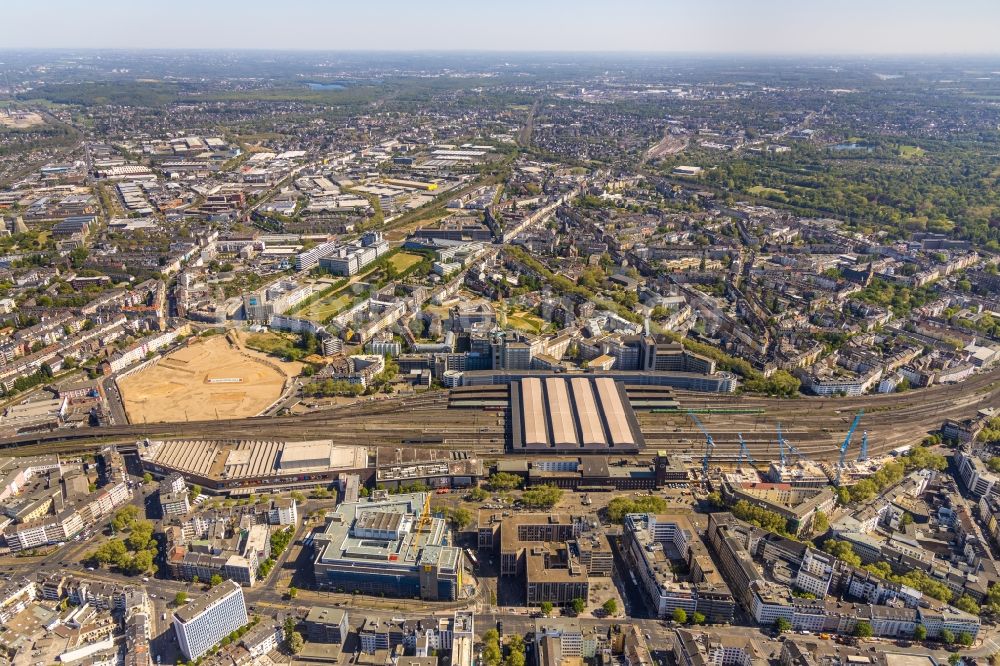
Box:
[1,3,1000,666]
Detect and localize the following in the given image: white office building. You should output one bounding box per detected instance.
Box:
[173,580,248,660]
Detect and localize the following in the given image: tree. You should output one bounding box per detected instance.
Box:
[813,511,829,534]
[914,624,927,640]
[958,632,974,647]
[854,621,873,638]
[288,586,298,599]
[836,487,851,506]
[483,629,502,666]
[571,597,586,615]
[504,635,526,666]
[899,512,914,528]
[209,574,223,588]
[742,370,801,397]
[189,485,202,502]
[90,539,129,568]
[288,631,304,654]
[774,618,791,633]
[126,521,155,552]
[823,539,862,568]
[607,496,668,523]
[865,561,893,579]
[111,505,141,532]
[142,472,153,484]
[488,472,522,492]
[673,607,688,624]
[521,485,562,510]
[941,629,955,644]
[730,500,795,536]
[602,599,618,616]
[692,612,706,625]
[174,592,188,606]
[448,507,473,531]
[128,548,156,576]
[468,486,489,502]
[953,594,980,615]
[192,575,199,586]
[540,601,554,616]
[69,247,89,269]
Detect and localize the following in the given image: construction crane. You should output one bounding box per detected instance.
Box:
[412,492,433,552]
[858,431,870,462]
[777,422,806,468]
[836,411,863,486]
[688,412,715,478]
[777,422,787,467]
[737,433,756,471]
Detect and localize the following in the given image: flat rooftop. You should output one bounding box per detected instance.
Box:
[139,438,368,480]
[174,579,243,624]
[511,377,643,453]
[315,492,460,574]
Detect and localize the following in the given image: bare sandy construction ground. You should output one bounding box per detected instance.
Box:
[0,111,45,129]
[118,334,300,423]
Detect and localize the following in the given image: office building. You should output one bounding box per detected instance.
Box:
[313,493,463,600]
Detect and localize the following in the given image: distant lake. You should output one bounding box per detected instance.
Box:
[305,82,346,90]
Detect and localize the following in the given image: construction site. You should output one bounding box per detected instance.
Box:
[117,333,299,423]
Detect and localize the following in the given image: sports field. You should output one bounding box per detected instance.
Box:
[118,335,298,423]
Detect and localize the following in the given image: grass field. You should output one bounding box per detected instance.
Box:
[899,145,926,159]
[389,251,424,273]
[506,309,546,334]
[748,185,787,197]
[245,331,300,355]
[300,294,352,322]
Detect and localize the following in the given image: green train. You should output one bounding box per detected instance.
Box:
[651,407,766,415]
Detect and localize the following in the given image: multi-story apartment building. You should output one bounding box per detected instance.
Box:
[956,447,998,497]
[173,580,248,661]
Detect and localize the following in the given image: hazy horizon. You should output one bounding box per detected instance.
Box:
[8,0,1000,55]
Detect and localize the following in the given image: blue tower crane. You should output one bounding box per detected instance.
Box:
[737,433,756,471]
[836,411,863,486]
[777,422,787,467]
[777,422,806,468]
[688,412,715,477]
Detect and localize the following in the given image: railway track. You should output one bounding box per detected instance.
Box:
[1,366,995,463]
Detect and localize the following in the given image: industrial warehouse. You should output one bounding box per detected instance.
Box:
[510,377,644,453]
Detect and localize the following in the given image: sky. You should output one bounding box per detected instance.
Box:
[6,0,1000,55]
